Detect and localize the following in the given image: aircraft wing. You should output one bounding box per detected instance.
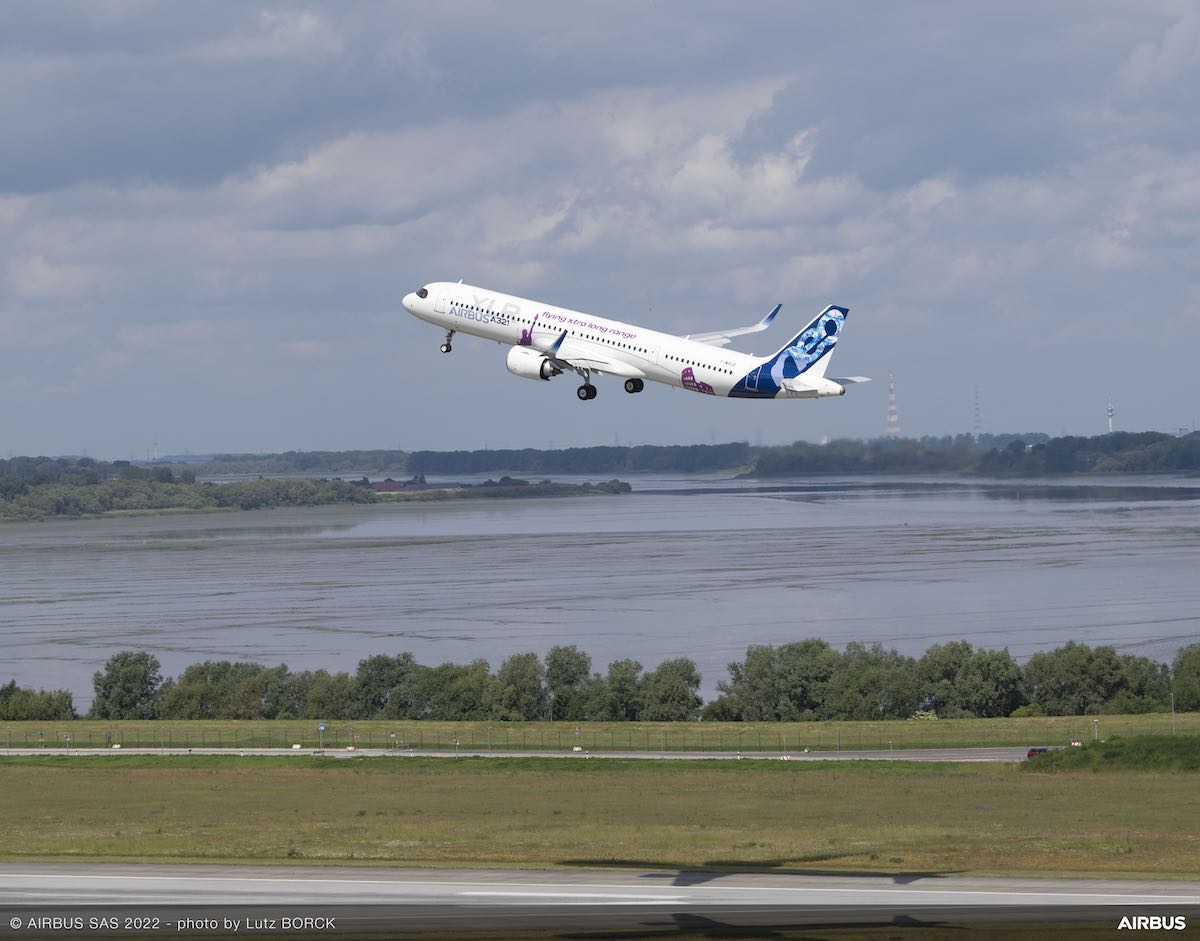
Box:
[684,304,782,347]
[550,339,646,379]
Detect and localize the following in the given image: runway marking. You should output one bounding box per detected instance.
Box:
[2,872,1196,904]
[458,892,686,902]
[460,891,688,903]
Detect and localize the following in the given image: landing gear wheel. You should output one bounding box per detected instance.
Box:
[623,378,644,394]
[577,383,598,401]
[439,343,452,354]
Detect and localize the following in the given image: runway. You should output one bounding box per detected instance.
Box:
[1,863,1196,936]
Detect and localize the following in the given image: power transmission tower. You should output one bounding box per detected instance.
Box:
[885,373,900,438]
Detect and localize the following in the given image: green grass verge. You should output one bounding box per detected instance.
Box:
[1026,735,1200,772]
[3,714,1195,752]
[2,754,1197,877]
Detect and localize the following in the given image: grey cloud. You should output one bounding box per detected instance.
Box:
[3,3,1199,456]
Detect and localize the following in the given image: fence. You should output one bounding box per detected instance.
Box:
[2,714,1196,753]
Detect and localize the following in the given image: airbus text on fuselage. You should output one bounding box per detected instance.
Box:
[401,282,869,402]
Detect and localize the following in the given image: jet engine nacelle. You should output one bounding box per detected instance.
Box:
[506,345,562,381]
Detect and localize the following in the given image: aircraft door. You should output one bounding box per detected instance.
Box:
[434,294,448,314]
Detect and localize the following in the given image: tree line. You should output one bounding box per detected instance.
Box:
[0,473,376,520]
[749,431,1200,476]
[187,431,1200,477]
[707,640,1193,721]
[187,450,409,476]
[4,432,1197,503]
[0,459,631,518]
[406,443,756,475]
[4,640,1197,722]
[79,650,703,723]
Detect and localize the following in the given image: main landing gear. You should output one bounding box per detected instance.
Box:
[623,378,644,394]
[573,366,598,401]
[439,329,455,353]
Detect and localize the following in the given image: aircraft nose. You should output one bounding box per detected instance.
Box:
[402,292,417,313]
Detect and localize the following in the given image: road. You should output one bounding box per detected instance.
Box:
[0,745,1038,762]
[1,863,1196,936]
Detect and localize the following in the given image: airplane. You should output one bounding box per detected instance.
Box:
[401,281,869,402]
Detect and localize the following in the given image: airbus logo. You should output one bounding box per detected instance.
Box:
[1116,915,1187,930]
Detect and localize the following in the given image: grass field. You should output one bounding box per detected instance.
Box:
[2,713,1196,752]
[1,754,1197,878]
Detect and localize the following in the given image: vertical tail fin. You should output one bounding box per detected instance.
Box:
[763,305,848,382]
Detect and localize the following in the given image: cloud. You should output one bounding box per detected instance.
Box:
[6,253,114,302]
[1118,6,1200,97]
[3,4,1199,453]
[193,9,344,62]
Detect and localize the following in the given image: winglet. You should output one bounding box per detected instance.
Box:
[759,303,782,329]
[548,329,568,356]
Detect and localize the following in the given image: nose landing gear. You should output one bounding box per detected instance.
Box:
[439,329,455,353]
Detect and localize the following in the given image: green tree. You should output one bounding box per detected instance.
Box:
[1021,642,1151,715]
[823,642,919,720]
[601,659,643,721]
[1101,653,1171,714]
[381,660,434,719]
[89,651,162,719]
[545,645,592,720]
[258,665,303,719]
[958,648,1026,717]
[157,661,270,719]
[1173,644,1200,712]
[420,660,493,720]
[719,645,781,721]
[916,642,1025,718]
[353,653,423,718]
[303,670,356,718]
[1021,643,1167,715]
[487,653,547,720]
[576,673,614,720]
[639,657,702,721]
[0,681,76,720]
[776,639,840,719]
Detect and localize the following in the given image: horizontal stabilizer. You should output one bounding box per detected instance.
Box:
[780,373,863,397]
[831,376,871,384]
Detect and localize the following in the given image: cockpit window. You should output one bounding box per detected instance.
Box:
[416,287,428,299]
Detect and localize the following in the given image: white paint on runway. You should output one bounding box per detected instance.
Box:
[2,863,1197,909]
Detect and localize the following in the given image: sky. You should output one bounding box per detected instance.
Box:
[2,1,1199,458]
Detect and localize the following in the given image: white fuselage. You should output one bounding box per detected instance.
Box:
[403,281,770,397]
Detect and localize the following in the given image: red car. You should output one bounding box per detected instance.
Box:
[1027,747,1050,758]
